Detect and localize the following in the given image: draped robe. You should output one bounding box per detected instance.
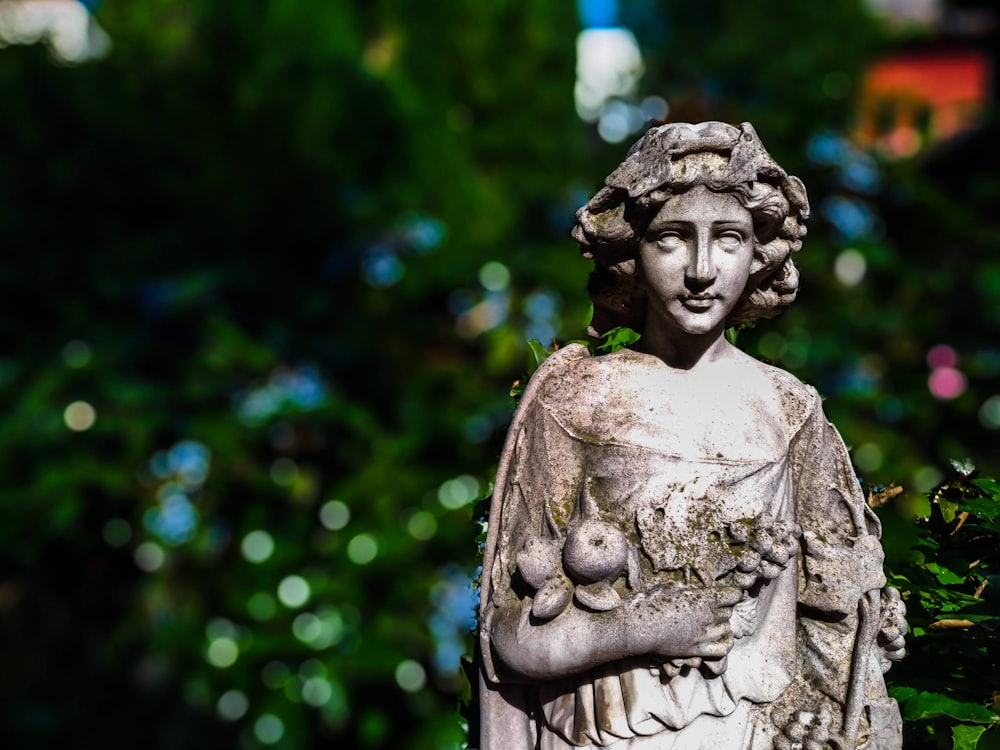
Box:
[478,345,901,750]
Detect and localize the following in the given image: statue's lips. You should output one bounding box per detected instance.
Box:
[681,295,717,311]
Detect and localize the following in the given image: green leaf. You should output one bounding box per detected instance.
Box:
[526,340,552,374]
[954,724,988,750]
[889,685,919,702]
[902,692,1000,724]
[940,499,960,524]
[971,478,1000,497]
[595,326,641,354]
[926,562,968,585]
[960,495,1000,521]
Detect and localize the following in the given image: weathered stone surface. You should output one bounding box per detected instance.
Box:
[477,122,905,749]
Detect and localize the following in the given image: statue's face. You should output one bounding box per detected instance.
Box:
[638,185,754,337]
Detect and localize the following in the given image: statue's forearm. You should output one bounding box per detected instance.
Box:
[490,601,631,681]
[489,586,729,681]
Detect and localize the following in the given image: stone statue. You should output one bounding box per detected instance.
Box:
[476,122,906,750]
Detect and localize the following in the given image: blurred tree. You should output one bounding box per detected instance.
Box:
[0,1,587,748]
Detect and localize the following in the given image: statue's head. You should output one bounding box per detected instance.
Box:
[572,121,810,337]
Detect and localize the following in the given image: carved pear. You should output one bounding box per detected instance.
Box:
[516,536,564,591]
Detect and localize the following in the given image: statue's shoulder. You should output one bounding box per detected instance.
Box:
[742,355,823,431]
[524,344,594,406]
[532,346,645,409]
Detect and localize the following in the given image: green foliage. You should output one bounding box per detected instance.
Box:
[0,2,583,748]
[594,326,642,355]
[884,467,1000,748]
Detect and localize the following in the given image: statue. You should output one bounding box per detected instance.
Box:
[476,122,906,750]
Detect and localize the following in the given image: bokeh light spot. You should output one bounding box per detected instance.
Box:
[597,108,629,143]
[144,493,199,546]
[885,127,921,158]
[292,608,346,650]
[913,466,943,493]
[248,592,277,621]
[852,442,884,472]
[300,658,326,678]
[362,248,404,288]
[438,475,480,510]
[241,530,275,563]
[134,541,165,572]
[303,676,333,707]
[64,400,96,431]
[834,249,867,286]
[478,261,510,292]
[639,95,668,122]
[205,617,236,641]
[575,28,643,123]
[206,637,239,668]
[62,339,92,368]
[292,613,322,644]
[758,332,786,361]
[254,714,285,745]
[277,575,310,608]
[103,518,132,547]
[928,367,966,400]
[270,457,298,486]
[217,689,249,721]
[319,500,350,530]
[407,511,437,541]
[347,534,378,565]
[927,344,958,369]
[394,660,426,692]
[979,395,1000,430]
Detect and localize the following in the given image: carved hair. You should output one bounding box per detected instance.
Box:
[571,121,811,336]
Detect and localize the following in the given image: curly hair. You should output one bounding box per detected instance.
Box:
[571,122,811,336]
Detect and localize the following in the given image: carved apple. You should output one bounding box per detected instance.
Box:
[562,519,628,585]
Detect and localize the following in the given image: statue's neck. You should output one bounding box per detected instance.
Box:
[633,317,733,371]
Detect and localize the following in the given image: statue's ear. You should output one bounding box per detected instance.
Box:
[750,252,767,277]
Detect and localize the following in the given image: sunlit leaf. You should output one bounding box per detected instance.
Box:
[902,692,999,724]
[952,724,987,750]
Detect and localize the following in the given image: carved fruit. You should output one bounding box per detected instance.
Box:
[531,577,572,620]
[701,655,728,675]
[733,571,757,590]
[574,581,622,611]
[516,536,564,591]
[736,548,762,573]
[562,519,628,585]
[759,561,783,580]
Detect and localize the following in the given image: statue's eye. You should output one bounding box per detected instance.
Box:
[655,231,685,249]
[717,231,745,250]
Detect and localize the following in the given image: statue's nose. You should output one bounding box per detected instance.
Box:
[686,235,716,284]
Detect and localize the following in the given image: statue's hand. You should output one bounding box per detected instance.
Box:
[878,586,907,672]
[628,584,741,660]
[800,531,887,612]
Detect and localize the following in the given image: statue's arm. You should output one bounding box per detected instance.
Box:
[791,387,905,721]
[792,389,886,617]
[489,582,738,682]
